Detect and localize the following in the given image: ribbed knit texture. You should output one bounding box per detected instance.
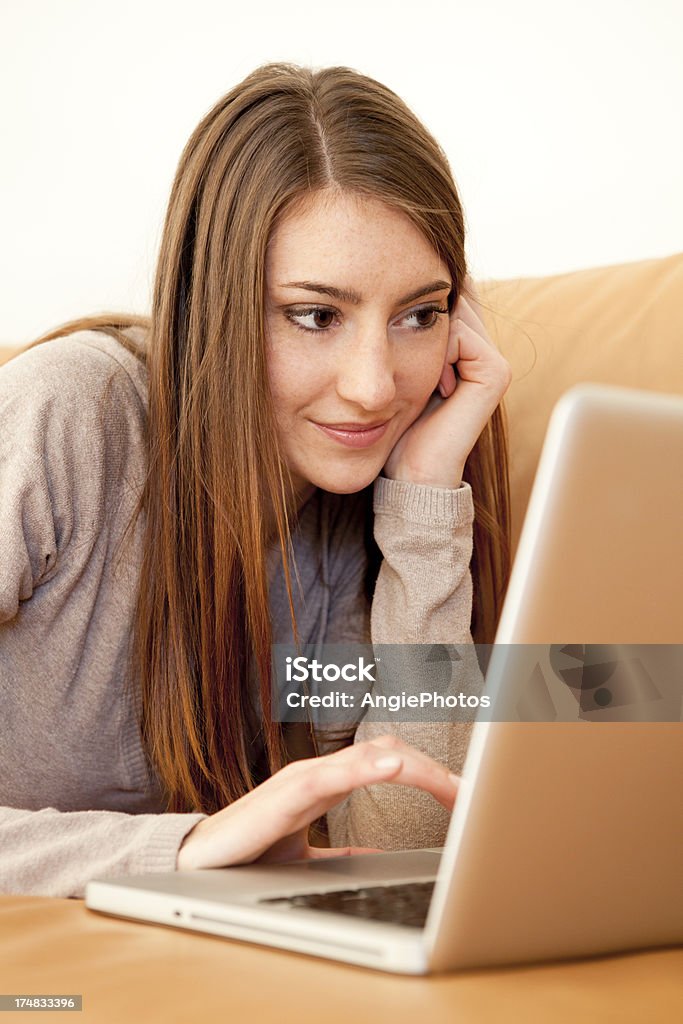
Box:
[0,331,476,897]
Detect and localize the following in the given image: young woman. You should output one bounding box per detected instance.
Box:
[0,62,511,896]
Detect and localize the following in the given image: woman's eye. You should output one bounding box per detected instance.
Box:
[285,307,337,332]
[402,305,449,331]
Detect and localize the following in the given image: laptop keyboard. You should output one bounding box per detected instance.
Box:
[260,879,435,929]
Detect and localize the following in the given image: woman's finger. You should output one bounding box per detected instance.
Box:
[365,733,460,800]
[281,740,459,819]
[452,319,510,378]
[439,319,511,402]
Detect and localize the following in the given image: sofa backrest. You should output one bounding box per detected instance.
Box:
[478,251,683,556]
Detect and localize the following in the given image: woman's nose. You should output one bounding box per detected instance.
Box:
[334,334,397,411]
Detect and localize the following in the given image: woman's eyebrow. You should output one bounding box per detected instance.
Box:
[278,279,452,306]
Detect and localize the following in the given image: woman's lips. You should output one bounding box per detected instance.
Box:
[312,419,390,448]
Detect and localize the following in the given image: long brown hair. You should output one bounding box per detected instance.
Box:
[25,62,511,814]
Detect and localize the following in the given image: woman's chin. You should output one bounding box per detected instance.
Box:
[304,458,386,495]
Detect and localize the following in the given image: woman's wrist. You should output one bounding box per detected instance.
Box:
[380,463,466,489]
[373,475,474,527]
[177,819,207,870]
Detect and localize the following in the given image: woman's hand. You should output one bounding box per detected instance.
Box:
[383,274,512,488]
[177,735,459,871]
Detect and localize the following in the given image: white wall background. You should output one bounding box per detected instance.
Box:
[2,0,682,345]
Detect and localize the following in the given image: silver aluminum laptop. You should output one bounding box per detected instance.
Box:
[86,384,683,974]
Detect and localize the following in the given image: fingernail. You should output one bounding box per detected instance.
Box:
[438,383,447,399]
[448,772,460,787]
[374,755,402,771]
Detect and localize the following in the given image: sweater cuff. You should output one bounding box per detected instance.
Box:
[373,475,474,526]
[140,813,208,873]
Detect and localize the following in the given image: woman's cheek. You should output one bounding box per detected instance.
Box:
[269,351,328,419]
[399,358,443,412]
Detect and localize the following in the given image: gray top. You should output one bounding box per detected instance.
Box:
[0,331,475,897]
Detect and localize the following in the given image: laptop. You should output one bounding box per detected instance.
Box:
[85,383,683,974]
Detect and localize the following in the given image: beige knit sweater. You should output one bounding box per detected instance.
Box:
[0,331,475,898]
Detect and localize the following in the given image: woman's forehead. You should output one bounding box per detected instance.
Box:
[266,190,449,285]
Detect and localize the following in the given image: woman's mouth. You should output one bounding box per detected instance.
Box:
[311,419,391,449]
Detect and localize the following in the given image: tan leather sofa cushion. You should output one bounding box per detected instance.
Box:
[478,251,683,555]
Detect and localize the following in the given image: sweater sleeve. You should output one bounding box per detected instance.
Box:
[0,336,207,898]
[0,806,207,898]
[326,474,477,851]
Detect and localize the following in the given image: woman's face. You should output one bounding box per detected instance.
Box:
[265,189,452,499]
